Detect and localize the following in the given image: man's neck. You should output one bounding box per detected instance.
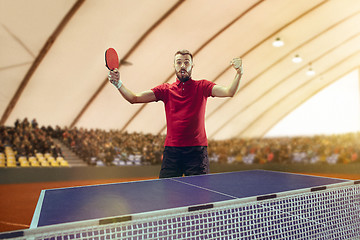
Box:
[178,77,191,83]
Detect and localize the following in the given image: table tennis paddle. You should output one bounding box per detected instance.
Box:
[105,48,119,71]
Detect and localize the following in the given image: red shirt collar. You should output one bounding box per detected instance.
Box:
[176,78,193,86]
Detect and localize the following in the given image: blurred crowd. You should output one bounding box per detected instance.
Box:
[1,118,359,166]
[0,118,63,160]
[60,127,164,166]
[208,134,359,165]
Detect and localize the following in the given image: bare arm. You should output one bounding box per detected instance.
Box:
[108,70,157,104]
[212,58,243,97]
[119,87,156,104]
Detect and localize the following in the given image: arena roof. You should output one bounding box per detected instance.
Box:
[1,0,360,139]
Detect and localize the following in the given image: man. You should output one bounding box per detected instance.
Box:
[108,50,243,178]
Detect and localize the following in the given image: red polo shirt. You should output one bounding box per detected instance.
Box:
[152,78,216,147]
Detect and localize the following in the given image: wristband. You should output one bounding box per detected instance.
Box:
[114,79,122,89]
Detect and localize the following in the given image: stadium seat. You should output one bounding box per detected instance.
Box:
[5,147,15,158]
[18,156,30,167]
[28,156,40,167]
[55,156,69,167]
[48,157,59,167]
[96,160,105,166]
[51,162,59,167]
[37,156,50,167]
[59,160,69,167]
[30,161,40,167]
[36,153,44,159]
[40,161,50,167]
[6,153,15,160]
[20,161,30,167]
[6,159,17,167]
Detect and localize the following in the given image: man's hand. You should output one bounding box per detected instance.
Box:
[108,69,122,89]
[231,58,243,75]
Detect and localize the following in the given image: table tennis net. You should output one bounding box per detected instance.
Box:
[4,183,360,240]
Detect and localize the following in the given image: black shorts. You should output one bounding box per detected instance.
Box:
[159,146,209,178]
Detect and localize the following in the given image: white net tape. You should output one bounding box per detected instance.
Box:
[8,184,360,240]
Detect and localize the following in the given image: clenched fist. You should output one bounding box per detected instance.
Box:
[231,58,243,74]
[108,69,122,89]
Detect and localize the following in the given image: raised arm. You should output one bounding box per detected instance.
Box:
[108,69,157,104]
[212,58,243,97]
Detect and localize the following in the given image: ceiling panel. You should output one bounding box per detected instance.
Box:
[242,51,360,137]
[1,0,359,140]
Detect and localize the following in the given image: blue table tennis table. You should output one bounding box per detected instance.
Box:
[2,170,360,239]
[30,169,351,228]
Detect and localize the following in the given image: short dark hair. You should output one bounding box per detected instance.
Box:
[174,49,193,61]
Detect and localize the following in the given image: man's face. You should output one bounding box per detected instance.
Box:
[174,54,193,82]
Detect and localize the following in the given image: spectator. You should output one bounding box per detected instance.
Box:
[2,118,360,167]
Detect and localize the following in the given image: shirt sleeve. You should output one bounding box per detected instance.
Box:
[201,80,216,98]
[151,83,169,102]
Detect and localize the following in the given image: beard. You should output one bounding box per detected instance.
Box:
[176,69,192,82]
